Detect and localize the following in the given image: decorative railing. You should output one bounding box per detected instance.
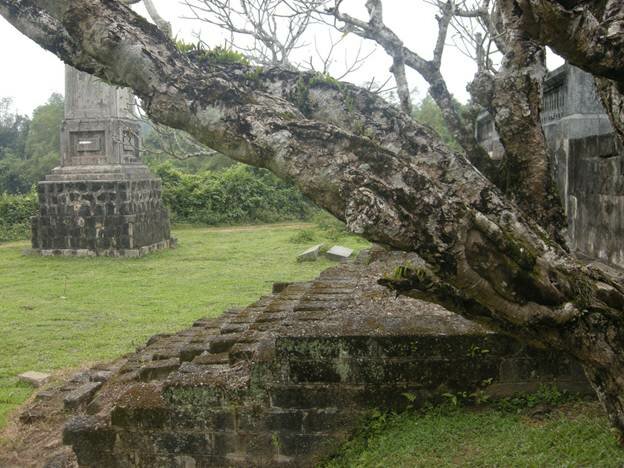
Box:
[542,83,566,123]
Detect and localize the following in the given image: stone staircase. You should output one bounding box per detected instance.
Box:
[4,251,591,467]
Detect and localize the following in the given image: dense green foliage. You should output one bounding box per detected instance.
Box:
[0,162,314,240]
[0,95,63,194]
[154,162,314,225]
[0,191,37,242]
[0,224,369,430]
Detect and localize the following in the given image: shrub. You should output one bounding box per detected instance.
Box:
[0,163,315,241]
[313,211,348,240]
[289,228,317,244]
[0,190,37,242]
[153,162,314,225]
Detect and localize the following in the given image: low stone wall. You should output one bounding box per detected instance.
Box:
[564,134,624,265]
[31,178,171,256]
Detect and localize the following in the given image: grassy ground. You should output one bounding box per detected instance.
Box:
[0,222,369,428]
[324,401,624,467]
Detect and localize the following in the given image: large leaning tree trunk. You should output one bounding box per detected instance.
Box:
[2,0,624,440]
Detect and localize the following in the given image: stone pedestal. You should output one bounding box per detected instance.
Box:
[31,67,172,257]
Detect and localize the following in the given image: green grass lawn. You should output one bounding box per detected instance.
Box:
[325,402,624,467]
[0,223,369,428]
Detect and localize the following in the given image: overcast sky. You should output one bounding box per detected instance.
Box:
[0,0,563,116]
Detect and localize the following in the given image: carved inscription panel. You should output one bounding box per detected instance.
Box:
[69,131,106,165]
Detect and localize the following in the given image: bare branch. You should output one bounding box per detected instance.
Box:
[322,0,496,179]
[143,0,172,37]
[182,0,320,67]
[433,0,454,68]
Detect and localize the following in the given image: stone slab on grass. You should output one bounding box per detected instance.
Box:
[325,245,354,262]
[297,244,324,262]
[18,371,51,387]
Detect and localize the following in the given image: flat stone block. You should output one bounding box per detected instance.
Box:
[64,382,102,409]
[138,358,180,381]
[272,281,294,294]
[90,370,113,383]
[192,352,230,365]
[325,245,353,261]
[20,408,46,424]
[18,371,51,387]
[297,244,324,262]
[35,390,56,401]
[209,335,242,353]
[179,344,208,362]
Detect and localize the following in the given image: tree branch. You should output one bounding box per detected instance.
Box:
[326,0,497,180]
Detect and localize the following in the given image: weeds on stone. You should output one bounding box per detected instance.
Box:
[175,39,250,65]
[494,384,577,413]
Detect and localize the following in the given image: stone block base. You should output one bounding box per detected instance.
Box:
[31,178,172,254]
[31,239,176,258]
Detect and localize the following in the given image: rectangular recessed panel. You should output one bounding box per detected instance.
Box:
[71,131,105,156]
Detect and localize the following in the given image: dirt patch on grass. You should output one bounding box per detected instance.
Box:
[0,362,122,468]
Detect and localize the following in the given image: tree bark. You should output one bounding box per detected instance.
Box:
[336,1,565,236]
[2,0,624,440]
[489,0,566,244]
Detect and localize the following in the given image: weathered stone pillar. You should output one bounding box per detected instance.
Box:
[31,66,172,256]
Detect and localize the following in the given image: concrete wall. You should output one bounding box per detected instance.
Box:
[476,64,623,268]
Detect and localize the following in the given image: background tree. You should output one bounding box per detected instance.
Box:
[182,0,376,78]
[412,94,464,152]
[0,94,62,194]
[0,97,30,161]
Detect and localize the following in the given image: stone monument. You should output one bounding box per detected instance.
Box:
[31,66,172,256]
